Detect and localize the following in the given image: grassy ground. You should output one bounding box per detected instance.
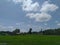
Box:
[0,35,60,45]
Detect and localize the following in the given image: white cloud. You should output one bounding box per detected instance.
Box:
[57,23,60,26]
[16,22,24,26]
[26,12,51,22]
[0,25,14,31]
[22,1,40,12]
[40,1,59,12]
[15,22,43,32]
[44,23,48,25]
[8,0,59,22]
[55,21,59,23]
[55,21,60,26]
[12,0,22,3]
[45,27,51,29]
[10,0,40,12]
[7,26,14,29]
[26,1,58,22]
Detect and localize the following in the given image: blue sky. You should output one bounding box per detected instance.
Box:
[0,0,60,32]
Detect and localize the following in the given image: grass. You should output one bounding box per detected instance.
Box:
[0,35,60,45]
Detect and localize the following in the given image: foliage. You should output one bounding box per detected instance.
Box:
[28,28,32,34]
[0,28,60,35]
[12,29,20,34]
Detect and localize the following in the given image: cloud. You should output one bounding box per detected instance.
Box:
[45,27,51,29]
[57,23,60,26]
[12,0,22,3]
[0,25,15,31]
[26,1,58,22]
[55,21,59,23]
[26,12,51,22]
[22,1,40,12]
[15,22,42,32]
[40,1,59,12]
[55,21,60,26]
[8,0,59,22]
[44,23,48,25]
[10,0,40,12]
[16,22,24,26]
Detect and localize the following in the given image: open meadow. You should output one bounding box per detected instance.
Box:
[0,35,60,45]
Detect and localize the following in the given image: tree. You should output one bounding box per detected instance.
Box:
[43,29,55,35]
[39,28,43,35]
[28,28,32,34]
[13,29,20,34]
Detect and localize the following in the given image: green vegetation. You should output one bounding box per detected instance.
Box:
[0,35,60,45]
[0,28,60,45]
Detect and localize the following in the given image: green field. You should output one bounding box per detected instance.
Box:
[0,35,60,45]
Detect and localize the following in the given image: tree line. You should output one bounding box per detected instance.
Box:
[0,28,60,35]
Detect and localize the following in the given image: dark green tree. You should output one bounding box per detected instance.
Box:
[13,29,20,34]
[28,28,32,34]
[39,28,43,34]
